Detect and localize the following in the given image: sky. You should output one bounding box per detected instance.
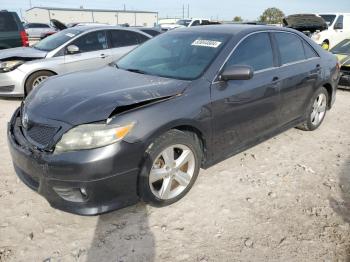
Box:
[2,0,350,21]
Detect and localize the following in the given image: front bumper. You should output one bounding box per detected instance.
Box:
[0,68,26,97]
[338,70,350,89]
[7,109,143,215]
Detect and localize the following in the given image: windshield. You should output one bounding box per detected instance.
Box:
[176,20,191,26]
[116,31,230,80]
[331,39,350,54]
[34,28,82,51]
[319,15,336,26]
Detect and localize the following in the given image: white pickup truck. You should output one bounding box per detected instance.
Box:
[312,13,350,50]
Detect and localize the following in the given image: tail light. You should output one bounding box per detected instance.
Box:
[20,31,29,47]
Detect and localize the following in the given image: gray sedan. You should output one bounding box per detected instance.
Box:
[0,26,151,97]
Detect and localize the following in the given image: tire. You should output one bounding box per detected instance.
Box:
[297,87,329,131]
[25,71,55,96]
[139,129,202,207]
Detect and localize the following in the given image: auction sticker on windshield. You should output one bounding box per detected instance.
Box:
[192,39,222,48]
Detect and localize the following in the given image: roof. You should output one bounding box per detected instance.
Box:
[27,6,157,14]
[174,24,282,34]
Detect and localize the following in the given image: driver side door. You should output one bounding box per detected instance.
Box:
[210,32,281,159]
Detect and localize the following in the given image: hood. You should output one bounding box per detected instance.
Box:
[50,19,67,31]
[283,14,328,32]
[25,66,189,125]
[335,54,350,67]
[0,47,47,61]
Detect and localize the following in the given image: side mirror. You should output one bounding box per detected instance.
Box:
[334,23,343,30]
[219,65,254,81]
[66,45,80,54]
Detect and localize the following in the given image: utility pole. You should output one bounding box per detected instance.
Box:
[123,4,126,11]
[182,4,184,19]
[187,4,189,18]
[29,0,32,8]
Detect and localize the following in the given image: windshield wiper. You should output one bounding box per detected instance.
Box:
[124,68,147,75]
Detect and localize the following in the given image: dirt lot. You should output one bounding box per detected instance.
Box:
[0,91,349,262]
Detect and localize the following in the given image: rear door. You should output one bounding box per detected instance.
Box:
[107,30,150,62]
[272,32,321,125]
[63,30,111,73]
[211,32,281,155]
[0,12,22,49]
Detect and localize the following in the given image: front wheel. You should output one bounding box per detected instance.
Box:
[25,70,55,96]
[297,87,328,131]
[139,129,202,207]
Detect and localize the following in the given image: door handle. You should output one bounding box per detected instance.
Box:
[272,76,279,82]
[100,54,108,59]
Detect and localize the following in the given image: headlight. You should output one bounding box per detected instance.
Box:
[55,122,135,153]
[0,60,25,73]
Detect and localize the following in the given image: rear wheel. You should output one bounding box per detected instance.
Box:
[297,87,328,131]
[25,70,55,96]
[139,129,202,206]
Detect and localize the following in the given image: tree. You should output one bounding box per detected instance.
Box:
[233,16,243,22]
[259,7,285,24]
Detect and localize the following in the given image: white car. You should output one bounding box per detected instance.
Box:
[24,23,57,39]
[160,18,211,31]
[312,13,350,49]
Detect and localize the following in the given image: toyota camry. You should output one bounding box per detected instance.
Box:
[8,25,340,215]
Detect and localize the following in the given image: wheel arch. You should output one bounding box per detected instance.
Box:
[322,83,333,108]
[24,69,58,95]
[143,120,210,167]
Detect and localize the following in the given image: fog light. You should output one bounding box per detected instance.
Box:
[53,187,88,203]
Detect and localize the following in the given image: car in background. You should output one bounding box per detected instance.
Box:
[0,26,151,97]
[161,18,218,31]
[311,13,350,50]
[0,11,29,49]
[283,14,328,37]
[330,39,350,89]
[7,25,339,215]
[24,23,57,39]
[133,27,162,36]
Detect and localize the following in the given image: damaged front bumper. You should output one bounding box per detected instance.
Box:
[7,108,143,215]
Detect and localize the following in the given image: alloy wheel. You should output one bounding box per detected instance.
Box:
[149,144,195,200]
[32,75,49,88]
[311,93,327,126]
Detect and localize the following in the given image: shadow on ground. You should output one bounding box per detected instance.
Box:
[86,203,155,262]
[329,157,350,259]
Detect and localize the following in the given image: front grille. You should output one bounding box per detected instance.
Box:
[25,124,58,146]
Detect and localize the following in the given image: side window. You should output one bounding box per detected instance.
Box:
[201,20,210,25]
[191,20,200,26]
[71,31,108,53]
[303,41,319,59]
[226,32,274,71]
[110,30,144,47]
[136,33,149,44]
[274,32,305,65]
[334,15,343,29]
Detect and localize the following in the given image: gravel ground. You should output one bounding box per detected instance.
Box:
[0,91,349,262]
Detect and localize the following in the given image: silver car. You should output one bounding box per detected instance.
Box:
[24,23,56,39]
[0,26,151,97]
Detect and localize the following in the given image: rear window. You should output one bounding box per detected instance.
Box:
[25,23,50,29]
[0,12,19,32]
[140,29,160,37]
